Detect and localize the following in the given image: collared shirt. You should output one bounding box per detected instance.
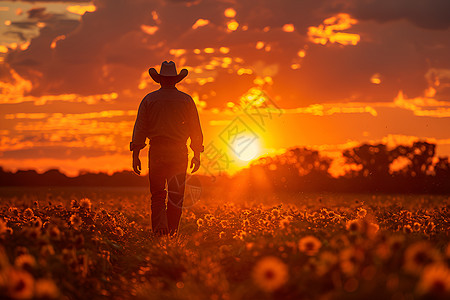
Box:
[130,87,204,153]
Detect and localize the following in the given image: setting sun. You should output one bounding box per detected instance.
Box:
[231,134,261,162]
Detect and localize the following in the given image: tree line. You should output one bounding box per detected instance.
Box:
[235,141,450,194]
[0,141,449,193]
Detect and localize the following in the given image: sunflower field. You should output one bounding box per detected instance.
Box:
[0,189,449,299]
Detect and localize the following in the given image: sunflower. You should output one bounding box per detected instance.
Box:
[375,242,391,261]
[8,206,19,217]
[23,208,34,219]
[15,254,37,271]
[252,256,289,292]
[196,218,204,228]
[387,235,405,253]
[404,241,442,275]
[48,225,61,240]
[219,245,231,258]
[79,198,92,211]
[366,222,380,238]
[340,247,365,276]
[26,227,41,240]
[40,245,55,257]
[316,251,338,276]
[413,222,421,232]
[236,230,247,241]
[15,247,29,257]
[35,278,60,299]
[416,264,450,296]
[279,218,290,229]
[330,234,350,249]
[70,199,79,209]
[425,221,436,232]
[403,225,413,234]
[32,217,43,229]
[298,235,322,256]
[271,208,280,218]
[346,219,363,234]
[69,214,82,229]
[6,267,34,299]
[356,208,367,218]
[73,234,85,247]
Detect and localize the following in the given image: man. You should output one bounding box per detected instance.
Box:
[130,61,204,236]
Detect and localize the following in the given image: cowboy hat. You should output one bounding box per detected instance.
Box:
[148,61,188,83]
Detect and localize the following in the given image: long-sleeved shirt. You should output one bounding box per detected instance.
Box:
[130,86,204,154]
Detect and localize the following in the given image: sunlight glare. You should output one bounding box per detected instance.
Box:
[232,135,260,162]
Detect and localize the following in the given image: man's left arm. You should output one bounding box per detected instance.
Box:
[188,97,204,173]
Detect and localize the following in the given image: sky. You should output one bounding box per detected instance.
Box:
[0,0,449,176]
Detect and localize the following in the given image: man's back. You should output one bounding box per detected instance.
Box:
[131,86,203,154]
[145,87,192,144]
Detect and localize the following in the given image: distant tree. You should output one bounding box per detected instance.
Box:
[252,148,331,177]
[406,141,435,177]
[343,144,391,178]
[434,157,450,178]
[248,147,331,191]
[0,140,448,193]
[389,141,436,178]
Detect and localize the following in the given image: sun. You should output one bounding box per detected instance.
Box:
[232,135,260,162]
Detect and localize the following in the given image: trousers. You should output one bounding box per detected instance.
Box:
[148,142,188,234]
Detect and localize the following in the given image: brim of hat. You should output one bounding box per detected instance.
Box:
[149,68,188,84]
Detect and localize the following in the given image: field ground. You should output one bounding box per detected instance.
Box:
[0,187,449,299]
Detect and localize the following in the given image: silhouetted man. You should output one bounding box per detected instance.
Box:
[130,61,204,236]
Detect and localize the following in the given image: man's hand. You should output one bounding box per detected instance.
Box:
[190,154,201,173]
[133,152,141,175]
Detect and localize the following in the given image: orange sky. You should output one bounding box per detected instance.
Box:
[0,0,449,176]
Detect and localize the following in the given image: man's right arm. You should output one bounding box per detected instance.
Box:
[131,97,149,174]
[131,97,149,151]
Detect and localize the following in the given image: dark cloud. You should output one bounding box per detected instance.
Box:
[4,30,28,42]
[2,0,450,106]
[27,7,50,19]
[346,0,450,30]
[8,21,37,30]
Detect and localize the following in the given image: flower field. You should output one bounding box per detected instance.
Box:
[0,189,449,299]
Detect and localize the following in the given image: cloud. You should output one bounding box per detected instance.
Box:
[282,103,378,117]
[4,109,135,120]
[0,109,137,160]
[392,90,450,118]
[308,13,360,46]
[0,154,131,177]
[0,0,448,109]
[346,0,450,30]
